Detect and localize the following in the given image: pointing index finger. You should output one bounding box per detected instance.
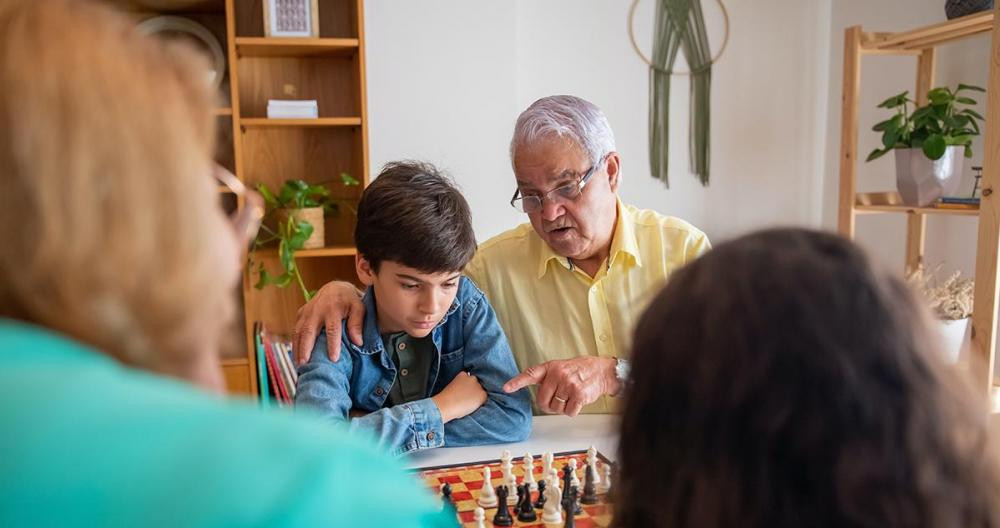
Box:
[503,363,548,393]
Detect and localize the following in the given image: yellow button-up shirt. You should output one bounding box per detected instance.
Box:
[465,200,710,413]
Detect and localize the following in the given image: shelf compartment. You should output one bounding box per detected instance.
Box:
[854,191,979,216]
[240,117,361,127]
[234,0,359,39]
[862,11,993,51]
[236,54,361,118]
[235,37,359,57]
[254,245,357,258]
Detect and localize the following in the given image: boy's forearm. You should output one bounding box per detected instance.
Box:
[349,399,446,456]
[443,390,532,446]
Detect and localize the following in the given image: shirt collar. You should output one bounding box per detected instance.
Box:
[535,198,641,279]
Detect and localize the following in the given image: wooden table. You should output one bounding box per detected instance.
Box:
[404,414,618,468]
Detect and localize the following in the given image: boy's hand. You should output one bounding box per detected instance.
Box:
[294,281,365,365]
[431,372,487,423]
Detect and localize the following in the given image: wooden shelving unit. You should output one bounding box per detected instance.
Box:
[112,0,368,396]
[837,9,1000,395]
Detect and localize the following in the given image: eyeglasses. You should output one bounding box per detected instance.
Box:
[213,164,264,249]
[509,155,606,214]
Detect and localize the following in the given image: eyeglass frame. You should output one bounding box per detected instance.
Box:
[213,164,264,251]
[509,153,608,214]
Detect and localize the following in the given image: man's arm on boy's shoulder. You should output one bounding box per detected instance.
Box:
[443,285,532,446]
[296,332,448,456]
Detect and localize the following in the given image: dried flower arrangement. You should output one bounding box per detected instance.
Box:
[906,265,974,320]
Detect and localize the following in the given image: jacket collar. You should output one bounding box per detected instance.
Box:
[351,286,461,355]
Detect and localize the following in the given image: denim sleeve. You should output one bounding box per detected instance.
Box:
[443,286,532,446]
[295,333,445,457]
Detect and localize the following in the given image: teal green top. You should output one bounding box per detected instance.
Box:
[0,319,455,528]
[382,331,434,406]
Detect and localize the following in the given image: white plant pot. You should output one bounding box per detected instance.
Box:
[894,146,964,206]
[937,317,971,364]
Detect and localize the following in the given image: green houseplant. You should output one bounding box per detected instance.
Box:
[866,84,985,206]
[252,173,359,300]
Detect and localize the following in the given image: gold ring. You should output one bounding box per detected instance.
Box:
[554,395,568,403]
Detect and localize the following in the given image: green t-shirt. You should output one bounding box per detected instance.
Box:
[382,332,435,406]
[0,319,455,528]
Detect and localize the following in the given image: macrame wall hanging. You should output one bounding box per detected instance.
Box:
[629,0,730,187]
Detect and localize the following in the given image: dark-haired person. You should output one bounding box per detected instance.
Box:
[296,95,710,417]
[295,161,531,455]
[615,228,1000,528]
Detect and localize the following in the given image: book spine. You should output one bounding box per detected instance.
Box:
[264,337,288,405]
[254,322,270,405]
[275,341,297,400]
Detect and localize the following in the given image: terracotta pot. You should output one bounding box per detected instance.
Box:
[280,207,324,249]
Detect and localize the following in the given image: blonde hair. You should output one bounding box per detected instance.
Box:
[0,0,234,385]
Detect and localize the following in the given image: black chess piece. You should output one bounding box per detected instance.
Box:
[516,483,537,522]
[493,485,513,527]
[571,484,583,515]
[534,478,547,509]
[561,463,573,503]
[440,482,453,509]
[562,486,577,528]
[581,464,599,504]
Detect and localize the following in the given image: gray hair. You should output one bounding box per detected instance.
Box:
[510,95,616,167]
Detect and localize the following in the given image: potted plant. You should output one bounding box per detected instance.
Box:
[866,84,985,206]
[907,265,973,363]
[252,173,359,300]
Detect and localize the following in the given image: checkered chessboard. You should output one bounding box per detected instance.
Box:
[415,449,613,527]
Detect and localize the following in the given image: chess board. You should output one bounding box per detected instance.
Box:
[414,449,613,527]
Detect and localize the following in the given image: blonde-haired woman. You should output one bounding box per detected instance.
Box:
[0,1,451,526]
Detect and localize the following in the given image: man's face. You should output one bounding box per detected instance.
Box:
[513,136,620,261]
[356,257,461,338]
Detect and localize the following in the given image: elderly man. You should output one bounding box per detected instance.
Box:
[295,95,709,416]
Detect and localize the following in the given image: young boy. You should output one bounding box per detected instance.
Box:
[296,161,532,456]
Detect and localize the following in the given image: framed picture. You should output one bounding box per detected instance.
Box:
[264,0,319,38]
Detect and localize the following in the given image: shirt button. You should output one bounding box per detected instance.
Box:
[375,387,384,396]
[398,342,407,351]
[426,432,436,441]
[599,333,609,343]
[400,368,409,376]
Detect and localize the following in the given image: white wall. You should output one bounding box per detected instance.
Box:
[364,0,832,243]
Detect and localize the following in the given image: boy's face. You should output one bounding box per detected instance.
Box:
[356,256,462,338]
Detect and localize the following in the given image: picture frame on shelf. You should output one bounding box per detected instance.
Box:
[264,0,320,38]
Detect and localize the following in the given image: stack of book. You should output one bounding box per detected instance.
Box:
[253,322,297,406]
[266,99,319,119]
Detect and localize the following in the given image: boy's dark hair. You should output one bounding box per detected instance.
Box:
[615,228,1000,528]
[355,161,476,273]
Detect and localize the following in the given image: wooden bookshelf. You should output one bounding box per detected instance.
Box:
[112,0,368,397]
[837,8,1000,395]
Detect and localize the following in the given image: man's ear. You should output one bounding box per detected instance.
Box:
[355,254,375,286]
[605,152,621,193]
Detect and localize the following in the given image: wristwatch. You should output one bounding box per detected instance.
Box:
[613,357,630,395]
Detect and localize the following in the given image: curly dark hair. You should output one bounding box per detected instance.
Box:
[615,228,1000,528]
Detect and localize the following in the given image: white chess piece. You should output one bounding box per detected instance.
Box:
[472,506,486,528]
[597,463,612,494]
[505,470,519,506]
[477,466,498,508]
[523,452,537,491]
[541,475,563,524]
[568,458,581,489]
[542,451,554,477]
[587,446,601,486]
[500,449,512,467]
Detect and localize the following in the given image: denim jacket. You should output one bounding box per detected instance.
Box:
[296,277,532,456]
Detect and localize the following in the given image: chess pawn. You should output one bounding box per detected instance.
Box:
[522,452,537,491]
[597,463,612,494]
[542,451,554,476]
[587,445,601,486]
[505,469,518,506]
[472,507,486,528]
[477,466,498,508]
[540,476,563,524]
[568,458,581,489]
[534,477,548,509]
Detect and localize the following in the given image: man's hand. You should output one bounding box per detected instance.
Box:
[502,357,620,417]
[293,281,365,365]
[431,372,488,423]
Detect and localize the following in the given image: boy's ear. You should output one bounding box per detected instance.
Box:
[355,254,375,286]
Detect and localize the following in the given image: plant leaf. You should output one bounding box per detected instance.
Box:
[965,145,974,158]
[341,172,360,186]
[922,134,947,160]
[957,83,986,93]
[866,148,889,162]
[257,183,279,209]
[955,96,978,105]
[960,108,985,121]
[882,128,900,149]
[877,91,909,108]
[928,88,952,105]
